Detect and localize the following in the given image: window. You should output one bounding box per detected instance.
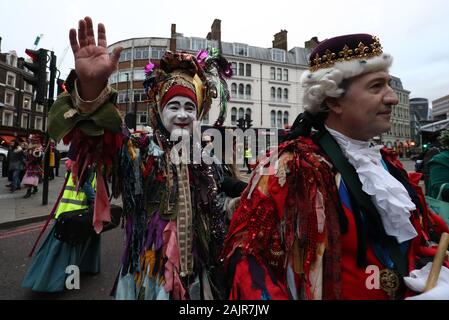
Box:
[119,49,132,62]
[229,62,237,76]
[109,72,118,84]
[277,88,282,100]
[24,82,32,92]
[21,113,29,128]
[270,87,276,99]
[119,72,131,83]
[36,104,44,113]
[283,88,288,100]
[133,89,146,102]
[277,68,282,81]
[245,108,252,119]
[231,107,237,125]
[231,83,237,97]
[150,47,166,60]
[238,84,244,97]
[277,111,282,128]
[118,90,132,103]
[191,38,206,51]
[35,116,43,131]
[283,111,289,126]
[271,48,285,62]
[134,70,146,81]
[134,47,149,60]
[6,72,16,87]
[2,110,14,126]
[270,67,275,80]
[8,54,17,67]
[270,110,276,127]
[23,97,31,110]
[233,43,248,56]
[5,91,14,106]
[239,63,244,76]
[137,112,148,124]
[246,64,251,77]
[283,69,288,81]
[238,108,244,120]
[245,84,251,98]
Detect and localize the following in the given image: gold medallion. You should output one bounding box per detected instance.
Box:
[379,269,400,300]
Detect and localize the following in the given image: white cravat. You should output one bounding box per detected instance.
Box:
[326,127,418,243]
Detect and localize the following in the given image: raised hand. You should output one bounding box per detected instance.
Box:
[69,16,123,100]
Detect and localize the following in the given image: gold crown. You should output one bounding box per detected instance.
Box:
[309,36,383,72]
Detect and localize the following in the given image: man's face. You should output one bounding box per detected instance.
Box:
[161,96,197,136]
[327,70,398,141]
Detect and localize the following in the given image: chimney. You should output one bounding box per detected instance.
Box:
[170,24,177,52]
[304,36,319,50]
[206,19,222,51]
[272,30,288,51]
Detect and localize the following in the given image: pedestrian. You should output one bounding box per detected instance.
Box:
[47,16,233,300]
[7,140,25,192]
[22,135,43,198]
[22,160,99,292]
[428,129,449,202]
[222,33,449,300]
[244,146,252,174]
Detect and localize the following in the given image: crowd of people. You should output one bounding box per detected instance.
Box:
[19,16,449,300]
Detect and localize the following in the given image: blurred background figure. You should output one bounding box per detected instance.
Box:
[428,129,449,202]
[7,140,25,193]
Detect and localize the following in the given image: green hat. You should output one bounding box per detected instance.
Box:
[48,90,122,142]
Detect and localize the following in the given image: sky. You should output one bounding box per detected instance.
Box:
[1,0,448,106]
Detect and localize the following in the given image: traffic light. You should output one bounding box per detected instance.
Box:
[23,48,48,105]
[56,78,66,96]
[245,114,253,128]
[237,118,245,130]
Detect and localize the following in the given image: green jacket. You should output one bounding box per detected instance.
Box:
[428,150,449,199]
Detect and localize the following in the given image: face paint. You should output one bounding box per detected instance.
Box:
[161,96,197,136]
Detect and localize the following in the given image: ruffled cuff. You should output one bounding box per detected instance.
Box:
[71,80,112,116]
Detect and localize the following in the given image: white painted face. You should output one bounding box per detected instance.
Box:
[161,96,197,136]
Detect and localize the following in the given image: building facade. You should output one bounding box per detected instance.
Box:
[432,94,449,121]
[0,41,46,144]
[380,76,413,156]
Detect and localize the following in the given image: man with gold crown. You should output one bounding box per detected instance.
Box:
[45,17,233,300]
[222,33,449,300]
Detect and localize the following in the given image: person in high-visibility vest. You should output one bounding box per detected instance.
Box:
[22,161,100,292]
[244,147,253,174]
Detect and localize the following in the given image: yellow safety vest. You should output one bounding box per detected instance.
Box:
[54,172,97,219]
[244,149,252,158]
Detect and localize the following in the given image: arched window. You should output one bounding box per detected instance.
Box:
[238,108,244,120]
[277,111,282,128]
[231,107,237,125]
[238,84,244,97]
[270,87,276,99]
[231,83,237,96]
[245,84,251,98]
[283,111,289,126]
[283,88,288,100]
[277,88,282,100]
[245,108,252,119]
[270,110,276,127]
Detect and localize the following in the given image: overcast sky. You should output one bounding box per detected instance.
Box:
[1,0,448,106]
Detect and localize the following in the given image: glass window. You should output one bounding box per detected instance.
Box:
[245,108,252,119]
[191,38,206,51]
[5,91,14,106]
[283,69,288,81]
[233,43,248,56]
[270,87,275,99]
[134,69,146,81]
[277,111,282,128]
[133,89,146,102]
[119,72,131,83]
[119,49,132,62]
[238,84,244,97]
[283,111,289,126]
[245,84,251,98]
[6,73,16,87]
[36,104,44,113]
[239,63,244,76]
[246,64,251,77]
[109,72,118,84]
[238,108,244,120]
[2,110,14,126]
[118,90,132,103]
[231,107,237,125]
[277,88,282,99]
[231,83,237,97]
[150,47,167,60]
[24,82,32,92]
[231,62,237,76]
[271,48,285,62]
[137,112,148,124]
[277,68,282,81]
[270,110,276,127]
[21,113,29,128]
[283,88,288,100]
[35,116,43,130]
[270,67,275,80]
[23,97,31,110]
[134,47,149,60]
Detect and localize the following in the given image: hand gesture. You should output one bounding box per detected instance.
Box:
[69,16,123,100]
